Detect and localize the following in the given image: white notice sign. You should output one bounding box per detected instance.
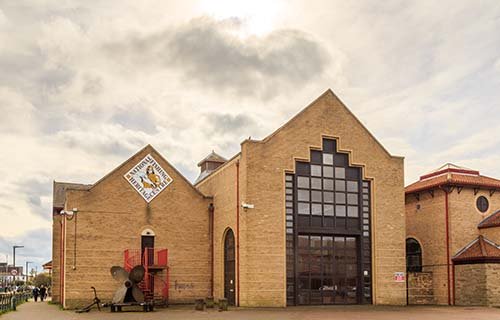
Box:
[124,154,173,203]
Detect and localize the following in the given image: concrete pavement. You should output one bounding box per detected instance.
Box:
[2,301,500,320]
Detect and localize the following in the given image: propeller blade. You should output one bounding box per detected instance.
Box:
[131,285,145,303]
[129,265,145,283]
[112,285,127,304]
[110,266,129,282]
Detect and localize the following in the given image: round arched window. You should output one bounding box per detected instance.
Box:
[406,238,422,272]
[476,196,489,213]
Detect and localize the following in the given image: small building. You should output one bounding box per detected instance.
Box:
[52,89,406,308]
[405,164,500,306]
[42,261,52,275]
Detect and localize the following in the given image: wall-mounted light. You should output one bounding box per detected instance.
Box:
[60,208,78,220]
[241,203,254,209]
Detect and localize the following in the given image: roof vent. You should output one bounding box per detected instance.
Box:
[195,151,227,183]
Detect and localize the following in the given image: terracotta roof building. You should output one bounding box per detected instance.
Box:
[452,236,500,264]
[405,163,500,194]
[478,210,500,229]
[405,164,500,307]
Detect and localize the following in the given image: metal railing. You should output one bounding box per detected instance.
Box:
[123,248,170,304]
[0,291,32,313]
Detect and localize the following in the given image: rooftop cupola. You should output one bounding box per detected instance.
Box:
[195,150,227,184]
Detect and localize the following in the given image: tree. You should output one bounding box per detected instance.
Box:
[33,273,51,287]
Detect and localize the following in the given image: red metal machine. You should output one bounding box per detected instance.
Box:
[123,248,169,306]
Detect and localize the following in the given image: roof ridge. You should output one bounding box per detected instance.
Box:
[478,235,486,256]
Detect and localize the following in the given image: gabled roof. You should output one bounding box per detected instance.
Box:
[258,89,402,159]
[42,261,52,269]
[197,150,227,166]
[405,163,500,194]
[55,145,210,203]
[478,210,500,229]
[196,89,402,185]
[452,235,500,264]
[53,181,92,208]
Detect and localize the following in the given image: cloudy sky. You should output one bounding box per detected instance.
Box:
[0,0,499,274]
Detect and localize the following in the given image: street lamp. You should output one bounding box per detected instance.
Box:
[25,261,33,284]
[12,245,24,282]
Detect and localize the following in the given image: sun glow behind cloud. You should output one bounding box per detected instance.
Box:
[198,0,285,36]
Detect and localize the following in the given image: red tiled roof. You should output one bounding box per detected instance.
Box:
[452,236,500,264]
[478,210,500,229]
[405,164,500,194]
[42,261,52,270]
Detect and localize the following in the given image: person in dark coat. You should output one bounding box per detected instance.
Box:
[32,286,39,302]
[39,285,46,302]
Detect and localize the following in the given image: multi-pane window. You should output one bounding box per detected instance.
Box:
[285,138,372,305]
[285,174,295,305]
[297,235,358,305]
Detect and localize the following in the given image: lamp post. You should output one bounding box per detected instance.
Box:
[25,261,33,284]
[12,245,24,282]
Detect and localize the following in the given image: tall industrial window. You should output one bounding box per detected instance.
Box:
[285,138,372,305]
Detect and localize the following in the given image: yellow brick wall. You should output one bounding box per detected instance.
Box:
[196,157,240,304]
[455,264,487,306]
[405,190,449,304]
[449,189,500,253]
[198,91,406,307]
[405,186,500,305]
[54,90,407,308]
[61,146,212,309]
[455,263,500,307]
[51,214,62,303]
[480,227,500,243]
[238,91,405,306]
[485,264,500,307]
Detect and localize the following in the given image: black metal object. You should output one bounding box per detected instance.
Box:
[75,287,101,313]
[109,301,154,312]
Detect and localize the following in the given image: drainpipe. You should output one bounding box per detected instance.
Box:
[61,215,66,307]
[209,203,214,297]
[444,189,451,305]
[236,161,240,307]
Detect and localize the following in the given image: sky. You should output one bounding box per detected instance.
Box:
[0,0,499,275]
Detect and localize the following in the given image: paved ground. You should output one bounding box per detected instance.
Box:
[2,300,500,320]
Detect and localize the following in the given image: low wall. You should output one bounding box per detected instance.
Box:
[455,263,500,306]
[407,272,434,305]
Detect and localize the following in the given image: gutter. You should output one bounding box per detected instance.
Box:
[236,161,240,306]
[444,189,452,305]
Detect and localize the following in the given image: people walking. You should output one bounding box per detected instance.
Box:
[39,285,46,302]
[32,286,39,302]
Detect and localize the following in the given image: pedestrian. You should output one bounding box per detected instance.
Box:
[39,285,46,302]
[32,286,39,302]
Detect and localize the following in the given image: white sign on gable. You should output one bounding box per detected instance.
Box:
[124,154,173,203]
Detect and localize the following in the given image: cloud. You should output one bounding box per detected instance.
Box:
[495,57,500,72]
[203,112,257,135]
[0,0,499,268]
[104,17,330,100]
[0,86,39,134]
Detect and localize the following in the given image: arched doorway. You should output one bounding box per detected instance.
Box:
[406,238,422,272]
[224,228,236,306]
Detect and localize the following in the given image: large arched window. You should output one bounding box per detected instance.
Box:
[406,238,422,272]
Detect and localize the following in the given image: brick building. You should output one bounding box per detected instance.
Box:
[405,164,500,306]
[52,89,407,308]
